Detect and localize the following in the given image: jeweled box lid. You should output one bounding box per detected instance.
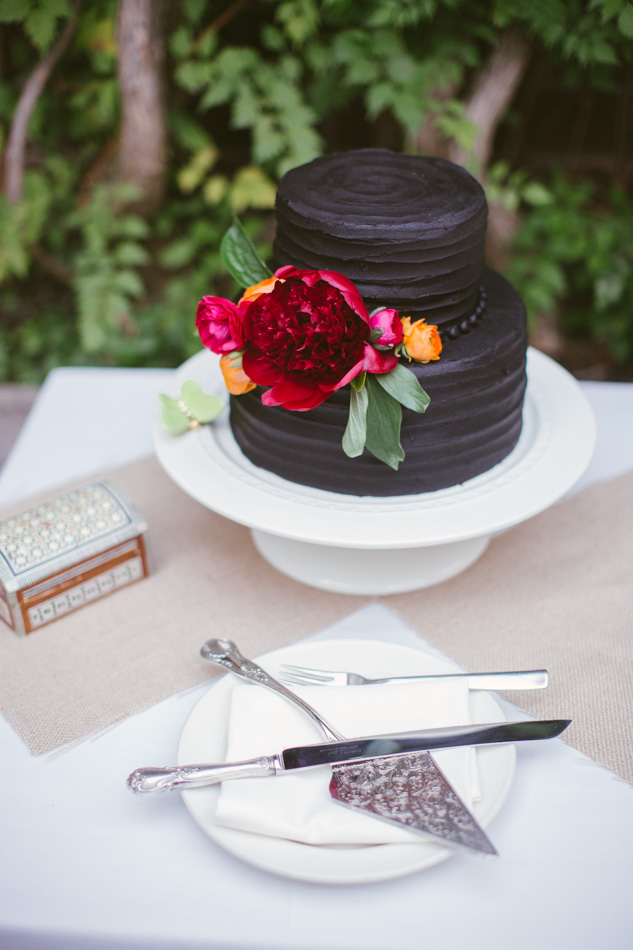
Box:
[0,481,147,594]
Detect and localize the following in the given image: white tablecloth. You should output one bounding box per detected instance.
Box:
[1,366,633,950]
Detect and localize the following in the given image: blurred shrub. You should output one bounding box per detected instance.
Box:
[508,173,633,363]
[0,0,631,381]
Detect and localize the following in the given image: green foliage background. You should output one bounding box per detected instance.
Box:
[0,0,632,382]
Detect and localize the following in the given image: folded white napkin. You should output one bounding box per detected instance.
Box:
[214,677,475,845]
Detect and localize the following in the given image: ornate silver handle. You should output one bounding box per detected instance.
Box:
[200,638,343,741]
[127,756,278,793]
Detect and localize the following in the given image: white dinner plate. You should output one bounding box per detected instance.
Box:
[178,638,516,885]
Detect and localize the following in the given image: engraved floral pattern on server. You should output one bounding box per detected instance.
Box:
[330,752,492,852]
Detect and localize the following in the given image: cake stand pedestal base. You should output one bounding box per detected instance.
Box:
[251,530,490,595]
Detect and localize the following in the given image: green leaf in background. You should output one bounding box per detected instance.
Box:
[3,0,633,386]
[0,0,31,24]
[220,217,272,288]
[375,363,430,413]
[364,374,405,470]
[342,384,368,459]
[229,166,276,212]
[521,181,553,207]
[619,4,633,39]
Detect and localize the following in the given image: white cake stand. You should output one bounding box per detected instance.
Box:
[153,347,596,595]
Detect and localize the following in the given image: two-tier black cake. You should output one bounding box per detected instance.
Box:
[229,149,528,496]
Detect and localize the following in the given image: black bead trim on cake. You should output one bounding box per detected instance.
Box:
[439,286,487,342]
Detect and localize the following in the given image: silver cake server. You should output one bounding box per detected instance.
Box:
[330,750,498,853]
[196,638,506,854]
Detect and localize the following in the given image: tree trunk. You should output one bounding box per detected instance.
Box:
[412,80,460,158]
[448,28,532,172]
[116,0,168,215]
[448,28,532,272]
[2,6,80,204]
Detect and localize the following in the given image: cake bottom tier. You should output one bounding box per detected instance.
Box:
[229,269,527,497]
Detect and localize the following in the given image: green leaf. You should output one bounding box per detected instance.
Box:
[350,371,366,392]
[521,182,553,207]
[374,363,430,413]
[113,269,144,297]
[114,216,149,239]
[158,381,225,435]
[180,380,225,423]
[229,166,276,212]
[114,241,150,266]
[619,4,633,37]
[203,174,229,206]
[220,216,272,287]
[157,393,190,435]
[0,0,31,24]
[159,237,196,269]
[364,375,405,470]
[25,7,58,50]
[342,384,368,458]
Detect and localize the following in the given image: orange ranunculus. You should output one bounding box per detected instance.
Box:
[219,352,257,395]
[400,317,442,363]
[238,276,284,306]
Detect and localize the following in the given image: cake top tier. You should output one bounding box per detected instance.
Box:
[276,149,486,242]
[273,149,488,328]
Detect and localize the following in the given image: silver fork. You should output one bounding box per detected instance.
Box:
[279,664,548,691]
[200,638,343,740]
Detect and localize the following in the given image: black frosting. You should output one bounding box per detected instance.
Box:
[230,269,527,496]
[229,150,527,497]
[273,149,487,327]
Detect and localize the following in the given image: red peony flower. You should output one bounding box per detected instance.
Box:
[239,268,397,410]
[196,296,245,354]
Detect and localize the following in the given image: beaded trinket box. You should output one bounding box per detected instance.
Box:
[0,481,148,635]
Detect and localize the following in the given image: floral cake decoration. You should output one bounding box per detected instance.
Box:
[195,218,441,470]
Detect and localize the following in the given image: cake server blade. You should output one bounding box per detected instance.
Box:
[330,750,497,856]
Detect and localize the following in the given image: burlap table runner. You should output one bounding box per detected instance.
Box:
[1,457,631,783]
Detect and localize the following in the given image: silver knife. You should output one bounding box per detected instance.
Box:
[127,719,570,793]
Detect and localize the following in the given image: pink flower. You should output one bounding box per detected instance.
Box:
[196,296,245,354]
[369,308,404,349]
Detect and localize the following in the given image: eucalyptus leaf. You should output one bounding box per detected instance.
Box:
[375,363,430,413]
[158,380,225,435]
[180,380,225,422]
[157,393,190,435]
[220,217,272,287]
[364,375,405,470]
[342,385,368,458]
